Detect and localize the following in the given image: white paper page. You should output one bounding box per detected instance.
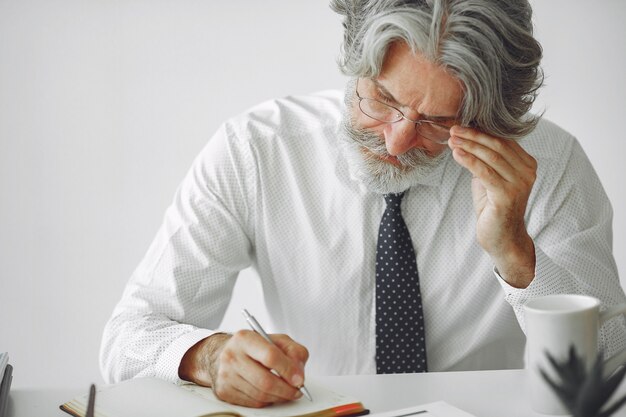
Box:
[367,401,476,417]
[182,379,363,417]
[70,378,234,417]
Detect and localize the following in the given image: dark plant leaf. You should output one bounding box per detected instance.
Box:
[546,346,586,388]
[540,368,576,409]
[541,346,626,417]
[577,353,608,417]
[598,394,626,417]
[604,365,626,402]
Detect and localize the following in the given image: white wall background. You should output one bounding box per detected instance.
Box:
[0,1,624,390]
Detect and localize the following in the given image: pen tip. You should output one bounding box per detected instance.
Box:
[301,386,313,402]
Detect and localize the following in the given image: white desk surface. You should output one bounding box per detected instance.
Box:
[7,369,626,417]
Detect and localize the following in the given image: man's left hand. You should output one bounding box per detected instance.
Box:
[448,126,536,288]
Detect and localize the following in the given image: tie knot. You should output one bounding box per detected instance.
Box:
[384,192,405,210]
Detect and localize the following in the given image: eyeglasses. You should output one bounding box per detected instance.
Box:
[355,78,453,145]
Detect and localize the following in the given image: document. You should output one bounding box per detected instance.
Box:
[368,401,476,417]
[60,376,367,417]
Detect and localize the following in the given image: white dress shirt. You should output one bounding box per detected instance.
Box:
[100,90,626,384]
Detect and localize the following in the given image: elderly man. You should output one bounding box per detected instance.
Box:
[100,0,626,409]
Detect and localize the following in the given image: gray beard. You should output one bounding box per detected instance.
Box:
[339,100,450,195]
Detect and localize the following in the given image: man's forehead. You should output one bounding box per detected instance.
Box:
[373,42,463,121]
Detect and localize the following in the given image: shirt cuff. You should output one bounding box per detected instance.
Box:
[492,264,531,296]
[493,246,569,331]
[153,328,220,385]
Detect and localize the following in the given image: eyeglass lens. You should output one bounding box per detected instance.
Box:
[356,79,451,144]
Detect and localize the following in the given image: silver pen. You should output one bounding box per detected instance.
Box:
[241,309,313,402]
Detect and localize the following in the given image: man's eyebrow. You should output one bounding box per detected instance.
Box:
[424,114,458,124]
[371,78,458,123]
[371,78,403,105]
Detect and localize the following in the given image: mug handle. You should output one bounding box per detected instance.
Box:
[600,303,626,377]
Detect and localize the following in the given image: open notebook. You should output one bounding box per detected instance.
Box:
[60,377,367,417]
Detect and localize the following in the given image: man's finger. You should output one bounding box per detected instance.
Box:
[450,135,518,183]
[213,376,272,408]
[233,370,296,404]
[271,334,309,369]
[450,126,529,168]
[451,146,507,192]
[236,347,303,401]
[230,330,304,399]
[246,333,305,389]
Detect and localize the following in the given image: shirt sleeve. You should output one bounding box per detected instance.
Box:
[100,121,256,384]
[496,137,626,359]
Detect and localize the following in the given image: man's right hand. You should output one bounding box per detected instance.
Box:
[178,330,309,408]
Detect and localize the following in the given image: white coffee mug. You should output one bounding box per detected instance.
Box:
[524,294,626,415]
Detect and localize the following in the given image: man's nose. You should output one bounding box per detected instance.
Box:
[384,119,418,156]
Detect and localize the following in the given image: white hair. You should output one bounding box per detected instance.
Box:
[330,0,544,139]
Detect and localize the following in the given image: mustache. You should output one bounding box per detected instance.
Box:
[340,116,433,170]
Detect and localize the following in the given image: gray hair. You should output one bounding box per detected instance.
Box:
[330,0,544,139]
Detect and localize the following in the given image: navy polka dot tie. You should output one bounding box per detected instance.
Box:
[375,192,428,374]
